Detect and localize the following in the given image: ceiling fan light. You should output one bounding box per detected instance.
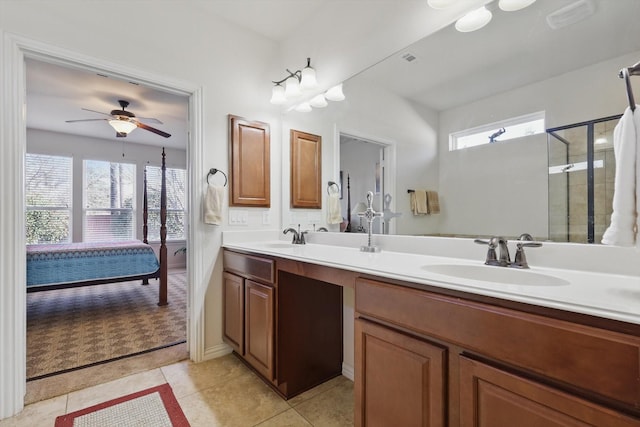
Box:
[498,0,537,12]
[309,94,328,108]
[325,83,345,101]
[294,102,312,113]
[285,75,301,98]
[455,6,492,32]
[300,65,318,90]
[108,119,137,134]
[270,84,287,105]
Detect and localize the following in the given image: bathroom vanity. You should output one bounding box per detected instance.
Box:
[222,238,640,426]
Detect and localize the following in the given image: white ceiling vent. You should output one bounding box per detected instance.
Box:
[401,52,417,63]
[546,0,596,30]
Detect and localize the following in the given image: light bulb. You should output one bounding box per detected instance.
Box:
[427,0,457,9]
[285,75,301,98]
[309,94,328,108]
[270,84,286,105]
[325,83,345,101]
[300,66,318,90]
[455,6,492,32]
[498,0,536,12]
[294,102,312,113]
[108,119,137,134]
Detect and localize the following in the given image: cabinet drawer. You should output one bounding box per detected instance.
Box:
[356,277,640,408]
[224,250,275,284]
[459,356,640,426]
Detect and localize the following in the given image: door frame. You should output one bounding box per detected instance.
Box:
[0,31,206,418]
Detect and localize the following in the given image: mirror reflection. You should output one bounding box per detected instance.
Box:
[285,0,640,242]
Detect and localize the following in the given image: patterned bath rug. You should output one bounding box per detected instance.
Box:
[54,383,190,427]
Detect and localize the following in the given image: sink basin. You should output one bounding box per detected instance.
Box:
[421,264,569,286]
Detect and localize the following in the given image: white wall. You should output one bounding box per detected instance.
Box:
[27,128,188,268]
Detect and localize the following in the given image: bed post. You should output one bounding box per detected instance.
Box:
[158,148,168,306]
[142,166,150,286]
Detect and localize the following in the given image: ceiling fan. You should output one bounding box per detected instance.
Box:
[65,100,171,138]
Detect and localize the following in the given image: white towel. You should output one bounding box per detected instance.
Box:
[602,107,638,246]
[327,188,342,224]
[204,184,224,225]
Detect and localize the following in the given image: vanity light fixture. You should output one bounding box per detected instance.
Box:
[108,119,137,135]
[294,102,312,113]
[270,57,318,105]
[309,94,328,108]
[455,6,492,32]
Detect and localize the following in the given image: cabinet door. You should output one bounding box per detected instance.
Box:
[290,129,322,209]
[245,280,274,381]
[459,356,640,427]
[229,114,270,207]
[355,318,446,427]
[222,272,244,354]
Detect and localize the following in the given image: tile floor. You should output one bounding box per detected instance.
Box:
[0,353,354,427]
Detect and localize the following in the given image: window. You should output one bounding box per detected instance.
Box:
[25,154,73,244]
[450,111,545,151]
[145,165,187,241]
[84,160,136,242]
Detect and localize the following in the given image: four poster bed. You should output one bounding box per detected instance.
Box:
[26,149,169,306]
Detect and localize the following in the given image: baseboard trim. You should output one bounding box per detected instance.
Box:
[203,343,233,361]
[342,362,354,381]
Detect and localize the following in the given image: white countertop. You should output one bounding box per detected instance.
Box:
[223,238,640,326]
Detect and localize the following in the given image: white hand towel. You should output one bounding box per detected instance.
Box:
[602,107,637,246]
[204,184,224,225]
[327,189,342,224]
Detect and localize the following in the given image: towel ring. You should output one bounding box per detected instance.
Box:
[207,168,228,186]
[327,181,339,195]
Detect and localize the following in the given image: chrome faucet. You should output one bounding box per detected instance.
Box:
[283,224,307,244]
[358,191,383,253]
[475,234,542,269]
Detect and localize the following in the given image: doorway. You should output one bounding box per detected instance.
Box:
[339,133,396,234]
[1,34,204,416]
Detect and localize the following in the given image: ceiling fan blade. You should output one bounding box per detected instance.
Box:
[136,121,171,138]
[81,108,113,117]
[137,117,164,125]
[65,118,108,123]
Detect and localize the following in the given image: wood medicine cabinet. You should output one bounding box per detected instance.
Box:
[229,114,271,207]
[290,129,321,209]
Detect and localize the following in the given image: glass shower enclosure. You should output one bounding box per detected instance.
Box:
[547,115,620,243]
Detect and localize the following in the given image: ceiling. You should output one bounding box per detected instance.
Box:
[357,0,640,111]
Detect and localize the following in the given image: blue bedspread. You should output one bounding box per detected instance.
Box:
[26,240,160,287]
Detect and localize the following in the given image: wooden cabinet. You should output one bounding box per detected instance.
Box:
[223,250,344,399]
[222,272,244,354]
[229,114,270,207]
[459,356,640,427]
[355,277,640,426]
[290,129,321,209]
[355,318,446,427]
[223,251,275,380]
[244,280,274,380]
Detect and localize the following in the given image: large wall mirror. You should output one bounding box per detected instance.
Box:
[283,0,640,243]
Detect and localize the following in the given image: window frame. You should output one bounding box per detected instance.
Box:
[449,111,546,151]
[25,153,73,245]
[82,159,137,242]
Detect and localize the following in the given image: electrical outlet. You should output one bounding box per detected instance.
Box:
[262,211,270,225]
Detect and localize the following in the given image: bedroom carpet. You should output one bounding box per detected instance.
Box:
[27,270,187,380]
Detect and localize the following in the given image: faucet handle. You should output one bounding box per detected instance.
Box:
[474,238,499,265]
[512,241,542,269]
